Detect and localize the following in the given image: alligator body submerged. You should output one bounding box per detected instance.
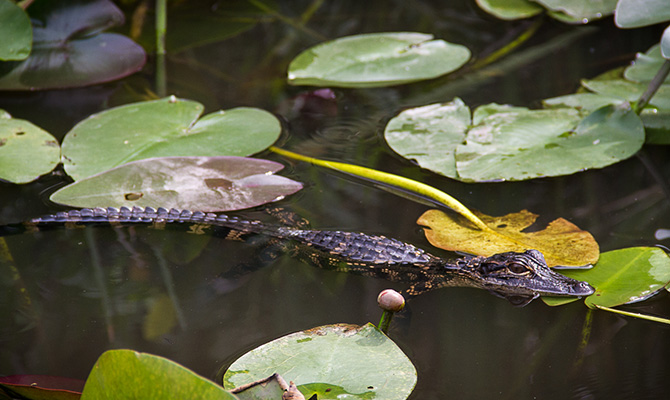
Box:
[2,206,594,306]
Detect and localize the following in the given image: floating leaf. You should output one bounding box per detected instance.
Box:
[417,209,599,267]
[0,375,84,400]
[581,77,670,109]
[543,247,670,308]
[50,156,303,212]
[662,26,670,59]
[535,0,616,22]
[384,99,469,179]
[0,0,145,90]
[81,349,237,399]
[223,323,417,400]
[624,44,669,83]
[385,100,644,182]
[61,97,282,181]
[287,32,470,88]
[0,0,31,61]
[475,0,543,20]
[615,0,670,28]
[0,111,60,184]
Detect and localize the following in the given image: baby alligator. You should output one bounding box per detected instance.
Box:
[3,206,594,306]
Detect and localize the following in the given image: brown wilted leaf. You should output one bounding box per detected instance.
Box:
[417,209,599,267]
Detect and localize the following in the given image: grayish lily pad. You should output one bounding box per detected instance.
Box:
[0,0,145,90]
[50,156,302,212]
[287,32,470,88]
[615,0,670,28]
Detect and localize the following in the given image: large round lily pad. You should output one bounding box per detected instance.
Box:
[50,156,302,212]
[223,323,417,400]
[384,99,645,182]
[0,111,60,184]
[287,32,470,88]
[61,97,282,181]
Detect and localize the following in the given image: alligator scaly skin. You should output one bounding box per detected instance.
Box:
[16,206,595,303]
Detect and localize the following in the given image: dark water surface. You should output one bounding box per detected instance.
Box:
[1,1,670,399]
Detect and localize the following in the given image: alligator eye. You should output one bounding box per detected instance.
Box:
[508,263,528,274]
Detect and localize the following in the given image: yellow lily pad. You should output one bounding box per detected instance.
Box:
[417,209,599,267]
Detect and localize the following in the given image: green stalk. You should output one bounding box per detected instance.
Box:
[594,304,670,324]
[155,0,167,55]
[270,147,493,232]
[634,59,670,114]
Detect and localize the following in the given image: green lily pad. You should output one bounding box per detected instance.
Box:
[50,156,302,212]
[475,0,543,20]
[0,111,60,184]
[457,103,644,181]
[543,93,625,111]
[287,32,470,88]
[61,97,282,181]
[384,99,470,178]
[581,77,670,109]
[662,26,670,59]
[535,0,616,22]
[0,0,145,90]
[543,247,670,307]
[624,45,669,83]
[223,323,417,400]
[385,100,644,182]
[615,0,670,28]
[81,349,237,399]
[0,0,31,61]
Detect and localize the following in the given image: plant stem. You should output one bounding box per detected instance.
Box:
[378,310,393,334]
[155,0,167,55]
[635,59,670,114]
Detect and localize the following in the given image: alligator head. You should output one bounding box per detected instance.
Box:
[468,249,595,306]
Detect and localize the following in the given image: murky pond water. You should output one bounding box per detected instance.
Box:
[1,1,670,399]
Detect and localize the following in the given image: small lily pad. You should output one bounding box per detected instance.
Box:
[61,97,282,181]
[0,111,60,184]
[475,0,543,20]
[535,0,616,22]
[624,44,668,83]
[50,156,303,212]
[81,349,237,399]
[543,247,670,307]
[0,0,145,90]
[0,0,32,61]
[287,32,470,88]
[223,323,417,400]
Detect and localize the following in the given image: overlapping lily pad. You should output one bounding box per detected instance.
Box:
[0,0,145,90]
[543,247,670,307]
[0,111,60,184]
[61,97,282,181]
[223,323,417,400]
[287,32,471,88]
[475,0,543,20]
[535,0,617,23]
[0,0,31,61]
[50,156,302,212]
[81,350,237,399]
[384,99,644,182]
